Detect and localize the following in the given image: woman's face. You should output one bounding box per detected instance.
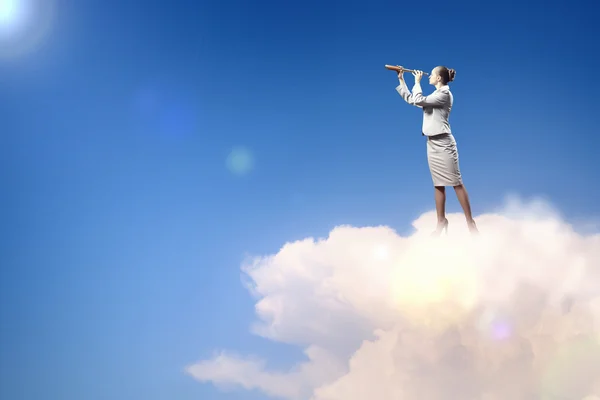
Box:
[429,69,439,85]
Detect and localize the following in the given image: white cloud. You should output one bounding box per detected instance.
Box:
[186,197,600,399]
[187,346,345,399]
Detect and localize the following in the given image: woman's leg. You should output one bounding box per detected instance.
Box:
[453,184,478,232]
[432,186,449,236]
[434,186,446,223]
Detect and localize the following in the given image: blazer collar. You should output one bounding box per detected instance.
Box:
[435,85,450,92]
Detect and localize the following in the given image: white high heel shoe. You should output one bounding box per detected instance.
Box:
[431,218,449,237]
[468,219,479,235]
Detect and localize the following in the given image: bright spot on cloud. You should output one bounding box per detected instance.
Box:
[226,146,254,176]
[373,244,389,260]
[186,197,600,399]
[0,0,55,59]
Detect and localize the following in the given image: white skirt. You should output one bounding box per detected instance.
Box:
[426,133,463,187]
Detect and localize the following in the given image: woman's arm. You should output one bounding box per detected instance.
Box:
[396,82,448,108]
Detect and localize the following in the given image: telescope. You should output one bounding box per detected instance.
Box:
[384,65,429,75]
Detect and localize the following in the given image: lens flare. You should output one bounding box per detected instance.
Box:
[226,147,254,176]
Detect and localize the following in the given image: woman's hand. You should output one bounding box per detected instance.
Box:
[397,65,405,81]
[412,70,423,83]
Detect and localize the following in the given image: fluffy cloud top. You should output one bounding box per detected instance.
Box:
[186,197,600,399]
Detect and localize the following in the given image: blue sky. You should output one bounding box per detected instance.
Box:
[0,0,598,399]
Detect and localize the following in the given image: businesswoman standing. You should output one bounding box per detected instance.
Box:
[395,66,478,235]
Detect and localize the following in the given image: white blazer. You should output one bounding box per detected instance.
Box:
[396,81,453,136]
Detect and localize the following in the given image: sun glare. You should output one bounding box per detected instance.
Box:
[0,0,54,59]
[0,0,30,36]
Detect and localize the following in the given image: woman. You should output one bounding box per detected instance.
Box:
[395,66,478,235]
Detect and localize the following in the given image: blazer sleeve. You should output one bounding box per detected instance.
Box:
[396,82,448,108]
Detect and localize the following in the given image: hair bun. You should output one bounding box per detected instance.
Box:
[448,68,456,82]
